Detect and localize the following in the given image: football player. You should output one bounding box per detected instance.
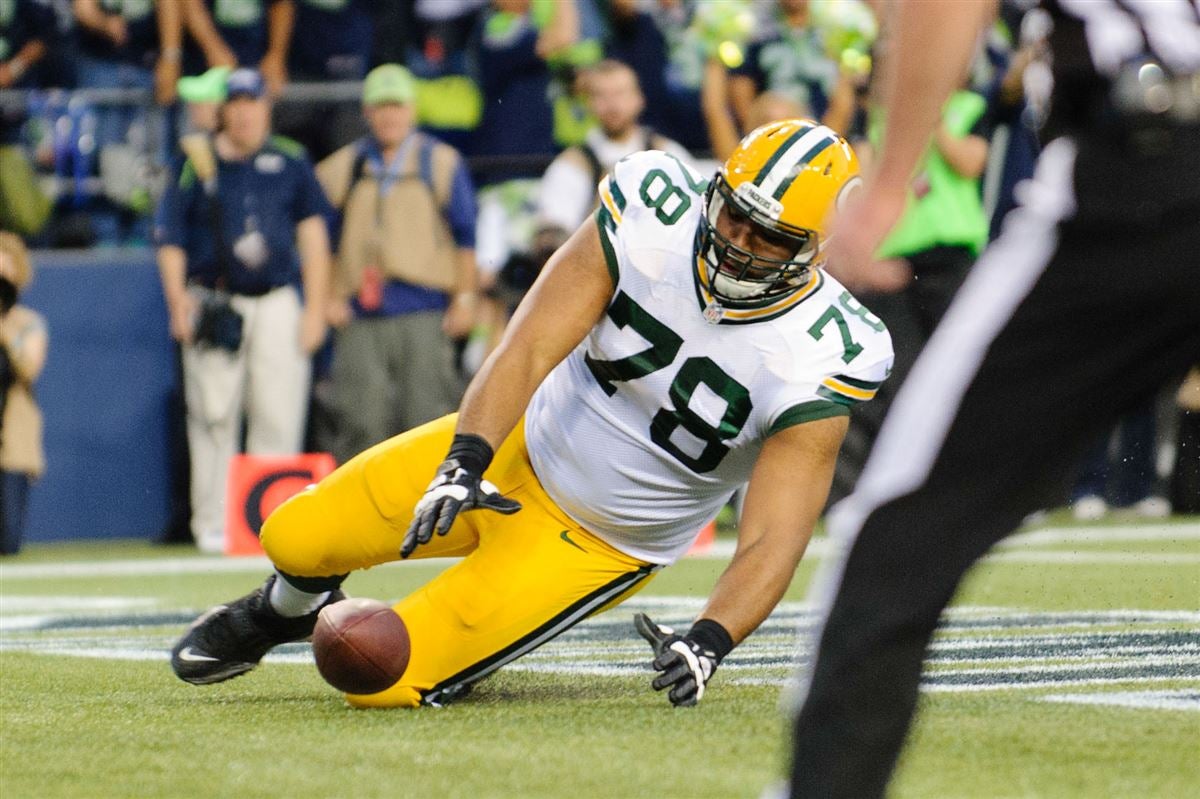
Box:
[171,119,893,708]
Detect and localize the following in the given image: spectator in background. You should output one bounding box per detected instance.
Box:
[470,0,579,185]
[606,0,684,148]
[316,65,478,465]
[289,0,373,82]
[729,0,855,135]
[401,0,489,154]
[704,63,807,162]
[470,0,580,361]
[74,0,184,105]
[1070,398,1171,520]
[275,0,377,160]
[0,0,54,91]
[182,0,293,95]
[828,75,992,505]
[537,59,692,238]
[1,0,56,206]
[604,0,713,153]
[0,231,48,557]
[154,68,331,553]
[176,64,231,134]
[1171,368,1200,514]
[982,3,1048,241]
[71,0,184,245]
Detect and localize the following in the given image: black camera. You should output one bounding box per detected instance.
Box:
[0,276,16,316]
[193,292,244,352]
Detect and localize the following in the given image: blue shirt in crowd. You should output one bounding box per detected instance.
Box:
[289,0,374,80]
[0,0,56,87]
[470,12,557,184]
[732,26,838,121]
[204,0,284,68]
[154,135,331,295]
[78,0,160,69]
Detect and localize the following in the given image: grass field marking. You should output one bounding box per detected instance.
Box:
[3,520,1197,581]
[984,551,1200,564]
[0,595,157,611]
[1001,524,1200,547]
[922,675,1200,693]
[3,599,1196,698]
[1039,689,1200,711]
[926,654,1200,678]
[0,555,459,580]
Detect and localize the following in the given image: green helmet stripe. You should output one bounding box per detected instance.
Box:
[750,125,812,187]
[771,138,835,200]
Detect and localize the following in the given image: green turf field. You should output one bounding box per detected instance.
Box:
[2,516,1198,798]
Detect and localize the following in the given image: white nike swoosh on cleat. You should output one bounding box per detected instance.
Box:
[176,647,220,663]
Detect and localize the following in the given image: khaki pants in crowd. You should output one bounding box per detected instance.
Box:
[182,285,311,553]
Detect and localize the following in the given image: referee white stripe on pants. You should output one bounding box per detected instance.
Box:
[182,285,311,553]
[788,125,1200,797]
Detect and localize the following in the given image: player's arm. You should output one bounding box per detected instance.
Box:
[703,415,847,639]
[637,415,848,705]
[827,0,995,291]
[402,217,615,556]
[457,218,613,447]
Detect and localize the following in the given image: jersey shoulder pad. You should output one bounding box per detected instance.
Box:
[813,287,893,407]
[597,149,709,235]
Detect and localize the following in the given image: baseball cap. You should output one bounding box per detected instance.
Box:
[225,68,267,100]
[177,66,231,103]
[362,64,417,106]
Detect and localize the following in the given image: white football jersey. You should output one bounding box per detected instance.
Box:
[525,151,893,564]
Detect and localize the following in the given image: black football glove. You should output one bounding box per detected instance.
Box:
[634,612,733,707]
[401,434,521,558]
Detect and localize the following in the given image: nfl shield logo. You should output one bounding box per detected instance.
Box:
[703,302,724,324]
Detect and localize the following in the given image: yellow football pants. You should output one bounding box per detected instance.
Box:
[260,414,659,707]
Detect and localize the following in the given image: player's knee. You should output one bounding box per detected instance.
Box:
[343,683,423,709]
[260,487,334,577]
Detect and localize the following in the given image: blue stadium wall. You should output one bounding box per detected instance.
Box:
[22,250,178,542]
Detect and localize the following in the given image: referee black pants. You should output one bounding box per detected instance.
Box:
[789,134,1200,798]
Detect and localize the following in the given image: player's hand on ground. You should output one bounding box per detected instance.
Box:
[402,458,521,558]
[634,612,719,707]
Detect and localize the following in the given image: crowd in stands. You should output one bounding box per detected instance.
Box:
[1,0,1195,551]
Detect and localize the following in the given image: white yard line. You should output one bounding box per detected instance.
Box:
[1,521,1197,580]
[1039,689,1200,711]
[1000,524,1200,546]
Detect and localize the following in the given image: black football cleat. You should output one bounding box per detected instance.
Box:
[171,574,345,685]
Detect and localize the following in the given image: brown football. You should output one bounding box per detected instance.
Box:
[312,598,410,695]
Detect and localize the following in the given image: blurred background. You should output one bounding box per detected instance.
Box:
[1,0,1195,553]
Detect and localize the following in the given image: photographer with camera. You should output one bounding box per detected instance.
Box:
[154,68,332,554]
[0,231,48,557]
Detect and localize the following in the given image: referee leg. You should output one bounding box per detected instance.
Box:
[789,138,1200,798]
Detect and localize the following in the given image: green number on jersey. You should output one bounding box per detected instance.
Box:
[807,305,864,364]
[586,291,750,473]
[638,169,691,225]
[650,357,752,473]
[838,291,886,332]
[585,292,683,396]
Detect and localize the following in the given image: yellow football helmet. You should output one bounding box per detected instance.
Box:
[698,118,861,307]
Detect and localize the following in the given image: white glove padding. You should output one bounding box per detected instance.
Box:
[634,612,721,707]
[402,459,521,558]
